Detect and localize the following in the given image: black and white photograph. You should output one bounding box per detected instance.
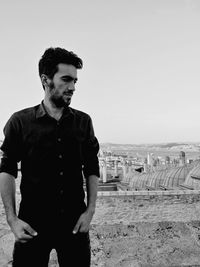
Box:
[1,0,200,266]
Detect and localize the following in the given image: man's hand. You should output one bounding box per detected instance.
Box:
[9,217,38,243]
[72,210,94,234]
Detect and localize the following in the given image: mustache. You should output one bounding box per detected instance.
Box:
[64,92,73,96]
[64,90,74,96]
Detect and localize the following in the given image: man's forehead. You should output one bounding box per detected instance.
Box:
[57,63,77,76]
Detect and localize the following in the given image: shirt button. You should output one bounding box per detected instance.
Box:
[60,171,64,176]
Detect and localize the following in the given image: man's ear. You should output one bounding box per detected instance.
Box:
[41,74,49,87]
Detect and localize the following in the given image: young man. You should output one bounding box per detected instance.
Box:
[0,47,100,266]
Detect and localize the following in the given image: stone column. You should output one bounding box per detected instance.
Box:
[122,160,127,182]
[114,160,118,177]
[102,160,107,183]
[127,161,132,174]
[143,163,148,173]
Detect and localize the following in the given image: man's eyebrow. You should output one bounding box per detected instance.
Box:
[62,75,78,82]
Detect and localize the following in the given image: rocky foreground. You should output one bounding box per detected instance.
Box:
[1,179,200,266]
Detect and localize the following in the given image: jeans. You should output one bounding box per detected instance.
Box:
[12,230,91,267]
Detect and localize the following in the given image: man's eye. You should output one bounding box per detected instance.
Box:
[62,78,70,82]
[62,77,77,83]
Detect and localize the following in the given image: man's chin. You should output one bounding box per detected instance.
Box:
[64,99,71,107]
[52,98,71,108]
[64,97,72,105]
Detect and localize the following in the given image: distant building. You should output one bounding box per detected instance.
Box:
[179,151,186,166]
[165,156,170,165]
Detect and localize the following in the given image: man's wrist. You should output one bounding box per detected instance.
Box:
[86,206,96,215]
[7,213,17,225]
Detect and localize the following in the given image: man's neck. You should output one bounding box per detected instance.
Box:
[43,98,64,121]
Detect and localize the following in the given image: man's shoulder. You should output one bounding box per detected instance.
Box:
[11,104,40,120]
[70,107,91,120]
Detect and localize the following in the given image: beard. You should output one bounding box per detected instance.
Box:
[48,81,71,108]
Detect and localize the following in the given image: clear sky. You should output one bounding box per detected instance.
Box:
[1,0,200,144]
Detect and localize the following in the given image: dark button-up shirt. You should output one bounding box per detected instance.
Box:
[0,102,100,230]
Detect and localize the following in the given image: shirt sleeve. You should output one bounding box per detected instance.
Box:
[0,114,22,178]
[82,116,100,178]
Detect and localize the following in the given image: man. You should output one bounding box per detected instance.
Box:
[0,47,100,266]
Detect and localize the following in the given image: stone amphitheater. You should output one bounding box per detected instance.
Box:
[1,161,200,266]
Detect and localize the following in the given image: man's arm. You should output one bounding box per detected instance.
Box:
[85,174,99,215]
[0,172,17,224]
[0,114,37,241]
[72,174,98,234]
[73,115,100,234]
[0,172,37,242]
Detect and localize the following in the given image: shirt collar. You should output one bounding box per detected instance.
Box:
[35,101,74,119]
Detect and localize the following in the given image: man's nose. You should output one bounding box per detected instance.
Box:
[68,82,75,91]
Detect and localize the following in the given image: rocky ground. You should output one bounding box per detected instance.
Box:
[1,179,200,266]
[90,193,200,267]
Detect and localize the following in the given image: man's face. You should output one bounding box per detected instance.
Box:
[47,63,78,108]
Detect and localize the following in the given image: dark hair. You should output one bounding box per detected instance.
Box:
[38,47,83,79]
